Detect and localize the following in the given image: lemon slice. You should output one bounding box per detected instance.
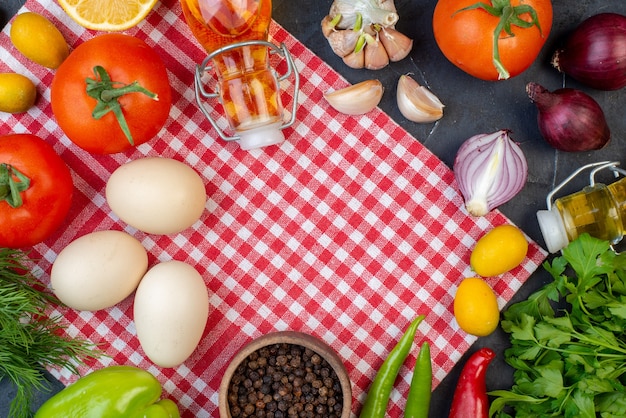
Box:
[57,0,158,31]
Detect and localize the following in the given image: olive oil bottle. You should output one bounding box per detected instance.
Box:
[538,177,626,253]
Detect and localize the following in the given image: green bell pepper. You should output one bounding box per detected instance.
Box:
[34,365,180,418]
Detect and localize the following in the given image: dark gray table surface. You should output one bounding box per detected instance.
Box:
[1,0,625,416]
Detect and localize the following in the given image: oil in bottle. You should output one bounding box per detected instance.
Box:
[180,0,285,149]
[537,177,626,253]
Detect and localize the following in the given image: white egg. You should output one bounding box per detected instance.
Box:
[105,157,207,235]
[133,260,209,368]
[50,230,148,311]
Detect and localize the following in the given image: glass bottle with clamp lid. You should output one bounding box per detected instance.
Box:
[537,161,626,253]
[180,0,300,150]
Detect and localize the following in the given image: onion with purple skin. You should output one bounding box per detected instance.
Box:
[552,13,626,91]
[526,82,610,152]
[453,130,528,217]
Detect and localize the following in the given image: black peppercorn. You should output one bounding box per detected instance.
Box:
[227,342,344,417]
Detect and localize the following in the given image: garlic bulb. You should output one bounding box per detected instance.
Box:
[453,130,528,217]
[324,79,384,115]
[396,75,444,123]
[329,0,398,30]
[377,0,397,14]
[321,0,412,70]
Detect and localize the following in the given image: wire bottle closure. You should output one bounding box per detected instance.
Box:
[194,40,300,148]
[544,161,625,211]
[537,161,626,253]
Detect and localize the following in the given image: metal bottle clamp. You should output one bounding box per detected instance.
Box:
[544,161,626,211]
[194,39,300,143]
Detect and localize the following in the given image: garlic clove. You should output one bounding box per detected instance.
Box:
[364,34,389,70]
[379,27,413,62]
[342,31,366,68]
[321,15,335,38]
[396,74,445,123]
[327,29,362,57]
[324,79,384,115]
[343,48,365,69]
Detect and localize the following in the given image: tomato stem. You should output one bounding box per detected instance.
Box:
[86,66,159,146]
[456,0,544,80]
[0,163,31,208]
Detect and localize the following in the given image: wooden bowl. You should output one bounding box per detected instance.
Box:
[219,331,352,418]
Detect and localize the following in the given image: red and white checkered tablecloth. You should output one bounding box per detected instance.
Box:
[0,0,547,416]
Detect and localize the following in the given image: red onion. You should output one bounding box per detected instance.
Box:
[526,82,610,152]
[453,130,528,217]
[552,13,626,90]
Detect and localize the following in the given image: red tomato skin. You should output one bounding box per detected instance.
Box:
[433,0,553,80]
[0,134,73,248]
[50,34,172,154]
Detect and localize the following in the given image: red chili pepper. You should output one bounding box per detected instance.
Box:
[448,347,495,418]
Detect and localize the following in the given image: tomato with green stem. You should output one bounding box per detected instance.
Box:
[0,134,73,248]
[51,33,172,154]
[432,0,553,80]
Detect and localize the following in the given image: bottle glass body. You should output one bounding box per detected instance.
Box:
[555,178,626,244]
[180,0,284,137]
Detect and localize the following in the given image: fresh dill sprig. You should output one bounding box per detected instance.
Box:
[0,248,103,418]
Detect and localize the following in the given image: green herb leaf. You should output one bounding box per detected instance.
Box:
[570,389,595,418]
[608,299,626,319]
[489,234,626,417]
[596,391,626,415]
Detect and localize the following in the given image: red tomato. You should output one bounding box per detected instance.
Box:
[51,34,172,154]
[0,134,73,248]
[432,0,553,80]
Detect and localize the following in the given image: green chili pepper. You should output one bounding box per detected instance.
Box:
[34,365,180,418]
[359,314,426,418]
[404,341,432,418]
